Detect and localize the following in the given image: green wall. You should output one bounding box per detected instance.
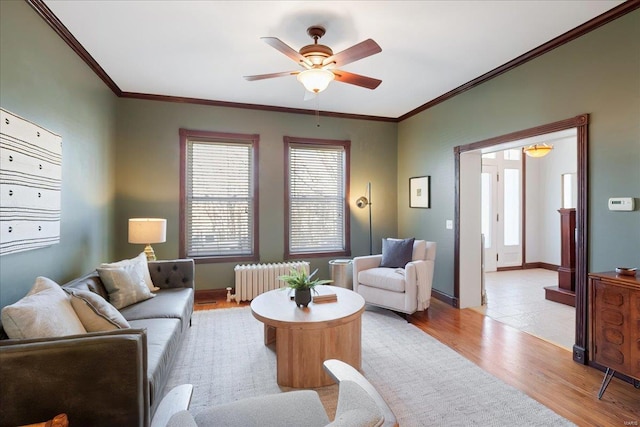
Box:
[2,1,637,303]
[114,99,398,290]
[0,1,117,306]
[398,10,640,297]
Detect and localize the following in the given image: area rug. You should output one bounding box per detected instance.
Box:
[165,306,574,426]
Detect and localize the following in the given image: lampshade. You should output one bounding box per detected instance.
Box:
[297,69,335,93]
[523,143,553,158]
[128,218,167,244]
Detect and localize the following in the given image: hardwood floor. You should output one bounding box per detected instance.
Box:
[195,294,639,426]
[410,299,639,427]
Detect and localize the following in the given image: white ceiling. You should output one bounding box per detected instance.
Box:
[43,1,622,119]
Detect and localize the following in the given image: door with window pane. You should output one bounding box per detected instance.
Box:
[481,149,522,269]
[481,164,498,272]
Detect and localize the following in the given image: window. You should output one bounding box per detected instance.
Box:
[284,137,350,258]
[179,129,258,262]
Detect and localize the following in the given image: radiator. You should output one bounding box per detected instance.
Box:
[233,261,310,302]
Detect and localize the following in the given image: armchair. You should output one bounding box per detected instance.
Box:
[353,239,436,315]
[166,359,397,427]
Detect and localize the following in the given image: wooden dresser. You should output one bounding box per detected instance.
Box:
[588,271,640,398]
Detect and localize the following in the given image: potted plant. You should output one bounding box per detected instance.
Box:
[278,268,332,307]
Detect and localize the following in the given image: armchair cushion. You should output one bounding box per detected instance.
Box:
[358,268,407,292]
[380,237,415,268]
[190,390,330,427]
[412,239,427,261]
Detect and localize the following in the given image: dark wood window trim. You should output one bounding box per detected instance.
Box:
[283,136,351,259]
[454,114,589,364]
[179,128,259,264]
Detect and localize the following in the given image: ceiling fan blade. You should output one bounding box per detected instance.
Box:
[261,37,312,68]
[322,39,381,68]
[243,71,300,81]
[332,70,382,90]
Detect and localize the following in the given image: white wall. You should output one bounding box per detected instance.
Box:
[525,136,577,265]
[459,151,482,308]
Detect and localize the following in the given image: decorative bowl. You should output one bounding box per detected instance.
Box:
[615,267,637,276]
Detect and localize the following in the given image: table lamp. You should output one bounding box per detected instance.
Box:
[128,218,167,261]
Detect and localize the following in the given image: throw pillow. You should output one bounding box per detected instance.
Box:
[380,237,415,268]
[97,265,155,310]
[1,277,87,339]
[67,288,130,332]
[100,252,159,292]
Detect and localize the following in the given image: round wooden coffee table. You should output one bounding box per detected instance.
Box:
[250,285,365,388]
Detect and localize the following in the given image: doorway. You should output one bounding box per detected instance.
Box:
[477,135,577,350]
[454,114,589,364]
[481,148,523,271]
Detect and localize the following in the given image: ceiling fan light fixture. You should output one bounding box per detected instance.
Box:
[297,68,335,93]
[523,143,553,158]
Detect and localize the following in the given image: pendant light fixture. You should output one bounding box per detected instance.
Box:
[523,143,553,158]
[297,68,335,94]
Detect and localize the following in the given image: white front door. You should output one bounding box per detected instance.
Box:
[482,149,523,269]
[481,164,497,272]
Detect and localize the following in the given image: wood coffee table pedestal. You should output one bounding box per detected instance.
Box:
[250,285,365,388]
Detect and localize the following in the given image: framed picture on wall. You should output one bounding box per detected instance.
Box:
[409,176,430,208]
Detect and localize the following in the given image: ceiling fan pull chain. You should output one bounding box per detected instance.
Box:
[316,95,320,127]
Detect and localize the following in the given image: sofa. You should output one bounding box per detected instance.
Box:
[0,257,195,427]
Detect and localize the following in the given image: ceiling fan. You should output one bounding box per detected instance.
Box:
[244,26,382,94]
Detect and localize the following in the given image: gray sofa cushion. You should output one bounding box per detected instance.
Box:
[63,271,110,301]
[67,288,130,332]
[129,318,182,410]
[120,288,193,332]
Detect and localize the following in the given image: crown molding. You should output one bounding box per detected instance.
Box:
[27,0,639,122]
[26,0,122,96]
[398,0,640,121]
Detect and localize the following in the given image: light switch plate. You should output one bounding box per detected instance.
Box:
[446,220,453,229]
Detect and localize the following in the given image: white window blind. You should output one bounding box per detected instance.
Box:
[288,143,346,254]
[186,140,254,257]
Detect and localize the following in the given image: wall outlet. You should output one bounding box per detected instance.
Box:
[446,220,453,230]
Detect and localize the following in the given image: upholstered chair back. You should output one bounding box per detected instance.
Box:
[412,240,436,263]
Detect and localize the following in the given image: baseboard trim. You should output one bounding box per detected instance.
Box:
[431,289,458,308]
[195,289,228,304]
[523,262,559,271]
[496,266,523,272]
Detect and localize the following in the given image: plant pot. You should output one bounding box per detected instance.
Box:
[294,288,312,308]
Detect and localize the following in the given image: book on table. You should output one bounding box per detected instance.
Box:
[313,286,338,303]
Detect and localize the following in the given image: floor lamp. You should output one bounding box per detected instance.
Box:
[356,182,373,255]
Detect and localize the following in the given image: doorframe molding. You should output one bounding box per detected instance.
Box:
[454,114,589,364]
